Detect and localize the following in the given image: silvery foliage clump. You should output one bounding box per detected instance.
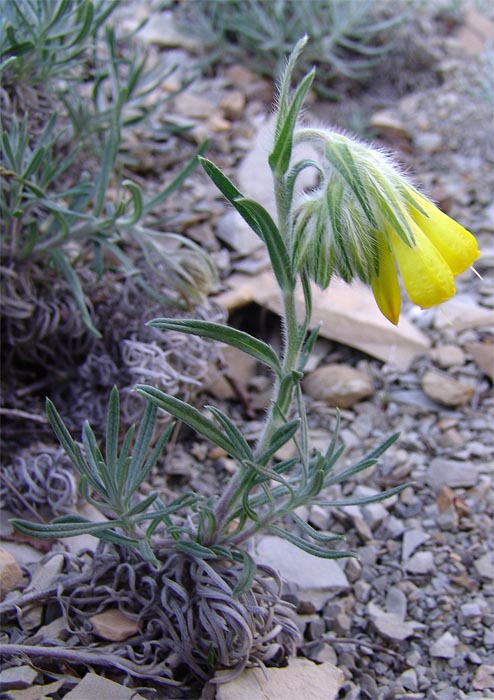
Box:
[1,0,216,339]
[13,38,407,682]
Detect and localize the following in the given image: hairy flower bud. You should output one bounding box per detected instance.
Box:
[292,128,480,324]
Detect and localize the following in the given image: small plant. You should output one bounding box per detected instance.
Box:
[177,0,405,94]
[1,0,214,339]
[11,37,479,688]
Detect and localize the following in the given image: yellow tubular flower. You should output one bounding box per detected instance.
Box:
[371,236,401,325]
[407,191,480,275]
[372,196,480,325]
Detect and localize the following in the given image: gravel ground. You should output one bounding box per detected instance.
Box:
[1,2,493,698]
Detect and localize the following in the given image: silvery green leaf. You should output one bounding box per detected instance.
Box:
[269,68,315,177]
[135,386,243,460]
[232,550,257,597]
[148,318,282,375]
[269,525,354,559]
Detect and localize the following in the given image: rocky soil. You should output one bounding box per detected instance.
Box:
[0,2,493,699]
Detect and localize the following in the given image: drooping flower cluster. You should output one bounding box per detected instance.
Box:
[292,129,480,324]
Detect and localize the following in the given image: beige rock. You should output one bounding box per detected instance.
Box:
[173,92,217,119]
[215,657,344,700]
[455,7,494,55]
[0,547,23,599]
[207,345,258,401]
[225,64,258,88]
[430,344,465,368]
[465,340,494,380]
[472,664,494,691]
[90,609,139,642]
[434,296,494,330]
[303,364,374,408]
[421,370,474,407]
[369,110,411,141]
[221,90,246,120]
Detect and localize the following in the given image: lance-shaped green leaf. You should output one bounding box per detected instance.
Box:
[317,483,411,508]
[46,398,107,497]
[11,514,135,543]
[175,540,218,560]
[49,249,101,337]
[135,386,244,461]
[269,525,355,559]
[148,318,282,376]
[206,406,253,462]
[257,419,300,464]
[269,68,315,177]
[325,432,400,486]
[199,159,293,291]
[231,550,257,598]
[234,198,293,291]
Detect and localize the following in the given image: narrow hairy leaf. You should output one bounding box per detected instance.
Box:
[258,419,300,464]
[206,406,253,461]
[232,550,257,597]
[269,525,354,559]
[135,386,242,459]
[49,250,101,337]
[269,68,315,177]
[175,540,218,559]
[148,318,282,375]
[105,387,119,471]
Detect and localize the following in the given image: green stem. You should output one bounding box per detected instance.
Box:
[212,170,305,540]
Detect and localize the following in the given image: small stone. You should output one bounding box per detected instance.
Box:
[430,631,458,658]
[361,502,388,530]
[221,90,246,120]
[402,529,430,561]
[386,587,407,619]
[354,580,371,603]
[404,551,434,575]
[421,369,474,407]
[254,536,349,610]
[472,665,494,690]
[430,345,465,368]
[465,340,494,381]
[335,612,352,636]
[461,602,482,618]
[369,110,411,141]
[0,548,23,599]
[345,557,362,583]
[398,668,418,692]
[426,458,479,490]
[367,601,424,641]
[302,364,374,408]
[434,296,494,331]
[474,552,494,581]
[225,64,258,88]
[0,665,38,690]
[414,132,442,152]
[90,609,139,642]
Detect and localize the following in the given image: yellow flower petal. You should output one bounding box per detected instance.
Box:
[371,238,401,325]
[407,191,480,275]
[390,223,456,309]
